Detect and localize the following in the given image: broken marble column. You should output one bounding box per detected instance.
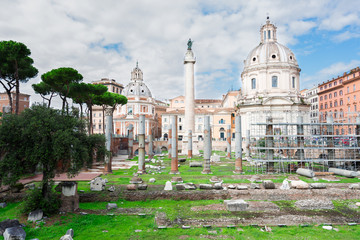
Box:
[170,115,179,174]
[59,181,79,212]
[326,114,335,167]
[202,116,212,174]
[265,117,274,172]
[104,107,113,174]
[245,130,250,159]
[296,116,305,167]
[168,125,172,158]
[128,124,134,159]
[188,130,193,158]
[148,127,154,160]
[234,115,243,173]
[137,115,146,174]
[226,125,231,159]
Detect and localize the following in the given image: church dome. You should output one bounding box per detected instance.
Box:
[243,18,299,71]
[123,62,152,98]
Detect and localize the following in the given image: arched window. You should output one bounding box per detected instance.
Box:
[251,78,256,89]
[219,119,225,124]
[272,76,278,88]
[339,90,343,96]
[292,77,296,88]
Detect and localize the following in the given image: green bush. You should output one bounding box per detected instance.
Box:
[23,183,60,216]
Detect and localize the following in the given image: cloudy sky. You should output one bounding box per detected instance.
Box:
[1,0,360,106]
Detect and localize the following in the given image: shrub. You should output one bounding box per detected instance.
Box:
[23,182,60,216]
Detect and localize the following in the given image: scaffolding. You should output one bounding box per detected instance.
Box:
[247,113,360,174]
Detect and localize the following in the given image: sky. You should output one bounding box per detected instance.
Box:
[1,0,360,107]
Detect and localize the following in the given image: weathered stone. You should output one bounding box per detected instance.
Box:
[209,176,222,183]
[66,228,74,238]
[3,227,26,240]
[0,219,21,235]
[178,158,186,163]
[249,175,261,182]
[108,186,115,192]
[129,177,143,184]
[224,199,249,211]
[280,179,290,190]
[199,184,213,190]
[164,181,172,191]
[296,168,315,178]
[310,183,327,189]
[171,177,183,183]
[126,184,137,190]
[322,226,333,230]
[60,182,79,213]
[290,180,309,189]
[262,180,275,189]
[236,185,248,190]
[184,183,197,190]
[210,154,220,162]
[28,209,43,222]
[104,178,109,183]
[228,185,236,189]
[59,234,73,240]
[175,184,186,190]
[213,182,223,190]
[0,202,6,208]
[137,184,148,190]
[90,177,106,191]
[149,178,156,183]
[250,183,261,189]
[25,183,35,190]
[106,203,117,210]
[295,199,334,210]
[349,184,360,189]
[189,161,202,167]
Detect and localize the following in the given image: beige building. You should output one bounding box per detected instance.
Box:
[162,90,240,141]
[91,78,124,134]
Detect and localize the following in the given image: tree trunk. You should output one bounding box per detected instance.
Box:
[15,60,20,115]
[6,90,13,113]
[102,106,105,134]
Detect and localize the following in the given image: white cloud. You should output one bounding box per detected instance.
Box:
[0,0,359,108]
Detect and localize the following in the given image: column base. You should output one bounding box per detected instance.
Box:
[233,170,244,174]
[201,170,213,174]
[169,171,180,174]
[137,170,147,175]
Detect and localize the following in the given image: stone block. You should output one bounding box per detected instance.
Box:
[164,181,172,191]
[262,180,275,189]
[106,203,117,210]
[236,185,248,190]
[60,182,79,212]
[209,176,222,183]
[28,209,43,222]
[0,219,21,235]
[349,184,360,189]
[189,161,202,167]
[66,228,74,238]
[149,178,156,183]
[171,177,183,183]
[249,175,261,182]
[290,180,309,189]
[210,155,220,162]
[250,183,261,189]
[0,202,6,208]
[178,158,186,163]
[224,199,249,211]
[213,182,223,190]
[90,177,106,191]
[199,184,213,190]
[59,235,73,240]
[108,186,115,192]
[310,183,327,189]
[130,177,143,184]
[228,185,236,189]
[175,184,186,190]
[280,179,290,190]
[184,183,197,190]
[137,184,148,190]
[3,227,26,240]
[126,184,137,190]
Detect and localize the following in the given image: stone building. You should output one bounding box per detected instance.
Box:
[113,63,164,139]
[162,90,240,141]
[238,17,309,136]
[303,86,319,134]
[0,92,30,114]
[91,78,124,134]
[318,66,360,135]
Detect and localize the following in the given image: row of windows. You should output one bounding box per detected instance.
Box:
[320,73,360,91]
[251,76,296,89]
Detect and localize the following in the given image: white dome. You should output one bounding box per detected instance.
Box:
[244,41,299,70]
[123,63,152,98]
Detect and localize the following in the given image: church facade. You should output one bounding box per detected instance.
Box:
[238,18,309,136]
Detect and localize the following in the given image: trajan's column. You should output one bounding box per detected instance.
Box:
[184,39,196,146]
